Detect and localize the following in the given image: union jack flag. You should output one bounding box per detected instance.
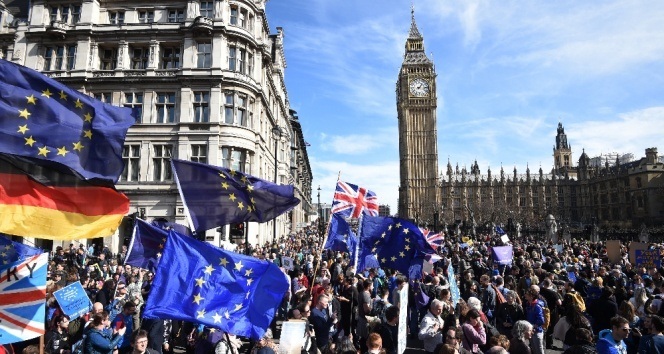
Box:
[0,251,47,345]
[331,181,379,218]
[421,228,444,250]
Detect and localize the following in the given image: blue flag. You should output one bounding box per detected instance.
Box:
[171,159,300,233]
[0,234,43,264]
[0,59,135,182]
[143,230,289,340]
[151,218,193,237]
[492,246,514,266]
[495,226,506,235]
[125,220,168,272]
[360,216,435,278]
[324,214,357,254]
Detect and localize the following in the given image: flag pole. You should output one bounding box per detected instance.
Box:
[313,172,341,284]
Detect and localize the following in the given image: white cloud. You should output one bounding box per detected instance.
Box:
[319,126,398,155]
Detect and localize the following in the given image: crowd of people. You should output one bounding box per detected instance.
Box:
[9,224,664,354]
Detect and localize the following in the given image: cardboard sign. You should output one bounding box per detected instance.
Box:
[606,240,622,264]
[53,281,92,320]
[278,320,307,354]
[629,242,650,264]
[635,250,661,268]
[282,256,294,271]
[500,235,510,243]
[398,283,408,354]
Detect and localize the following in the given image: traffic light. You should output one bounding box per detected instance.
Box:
[229,223,245,237]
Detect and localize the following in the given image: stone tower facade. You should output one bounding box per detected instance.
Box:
[396,10,440,221]
[553,122,573,170]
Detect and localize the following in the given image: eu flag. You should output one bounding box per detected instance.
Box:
[324,214,357,254]
[0,234,44,264]
[143,230,289,340]
[171,159,300,232]
[360,216,435,278]
[125,220,168,272]
[0,59,135,182]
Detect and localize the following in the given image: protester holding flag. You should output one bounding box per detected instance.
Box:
[84,312,126,354]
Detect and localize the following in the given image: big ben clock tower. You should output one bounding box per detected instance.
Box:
[397,9,440,221]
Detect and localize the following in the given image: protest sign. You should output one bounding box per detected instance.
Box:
[53,281,92,320]
[606,240,622,264]
[447,263,461,307]
[635,250,661,268]
[278,320,307,354]
[282,256,294,271]
[398,283,408,354]
[628,242,649,264]
[500,235,510,244]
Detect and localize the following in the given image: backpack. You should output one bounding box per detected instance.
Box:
[541,304,551,330]
[491,284,506,305]
[371,299,389,323]
[566,292,586,313]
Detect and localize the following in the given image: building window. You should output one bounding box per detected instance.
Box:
[228,47,236,71]
[196,42,211,68]
[50,7,58,22]
[61,6,69,23]
[138,11,154,23]
[160,45,180,69]
[223,92,250,127]
[43,45,77,71]
[168,9,185,23]
[191,144,207,164]
[221,147,248,172]
[230,6,238,25]
[121,145,140,182]
[99,48,117,70]
[193,91,210,123]
[247,52,253,76]
[93,92,112,104]
[109,11,125,25]
[124,92,143,122]
[66,45,76,70]
[239,8,247,28]
[153,145,173,181]
[130,46,149,69]
[71,5,81,23]
[155,93,176,123]
[200,1,214,18]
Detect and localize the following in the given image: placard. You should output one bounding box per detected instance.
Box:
[282,256,294,271]
[635,250,661,268]
[606,240,622,264]
[447,263,460,307]
[500,235,510,244]
[398,283,408,354]
[278,320,307,354]
[629,242,649,264]
[553,244,563,254]
[53,281,93,320]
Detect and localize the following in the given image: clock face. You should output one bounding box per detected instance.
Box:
[409,78,429,97]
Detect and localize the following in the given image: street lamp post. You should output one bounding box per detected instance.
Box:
[272,126,283,242]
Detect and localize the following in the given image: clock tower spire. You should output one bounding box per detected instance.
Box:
[396,8,440,223]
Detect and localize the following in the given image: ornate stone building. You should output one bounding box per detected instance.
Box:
[396,11,440,221]
[440,123,664,234]
[3,0,314,251]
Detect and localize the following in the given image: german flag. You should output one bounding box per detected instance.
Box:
[0,154,129,240]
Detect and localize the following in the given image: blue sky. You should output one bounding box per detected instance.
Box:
[265,0,664,212]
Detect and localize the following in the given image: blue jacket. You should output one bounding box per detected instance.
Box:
[84,328,123,354]
[596,329,627,354]
[524,299,545,333]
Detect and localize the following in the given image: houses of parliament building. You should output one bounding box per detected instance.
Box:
[397,12,664,234]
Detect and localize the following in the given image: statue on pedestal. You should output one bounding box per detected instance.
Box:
[545,214,558,243]
[639,223,650,243]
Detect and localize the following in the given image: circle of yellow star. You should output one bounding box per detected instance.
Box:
[83,112,93,122]
[218,172,226,179]
[24,136,36,147]
[234,261,243,271]
[59,90,67,100]
[212,312,222,323]
[219,257,229,267]
[83,130,93,139]
[247,278,254,286]
[403,228,410,234]
[193,293,205,305]
[57,146,69,157]
[17,124,29,134]
[229,193,237,202]
[196,309,206,319]
[38,146,50,157]
[234,303,243,311]
[244,268,253,277]
[72,141,84,152]
[237,201,244,210]
[247,184,254,192]
[391,256,397,262]
[195,277,206,287]
[26,95,37,104]
[203,264,214,275]
[221,182,229,189]
[395,222,402,228]
[399,251,406,258]
[75,99,84,109]
[41,88,52,98]
[18,108,31,119]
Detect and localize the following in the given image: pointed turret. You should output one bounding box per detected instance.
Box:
[403,7,432,65]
